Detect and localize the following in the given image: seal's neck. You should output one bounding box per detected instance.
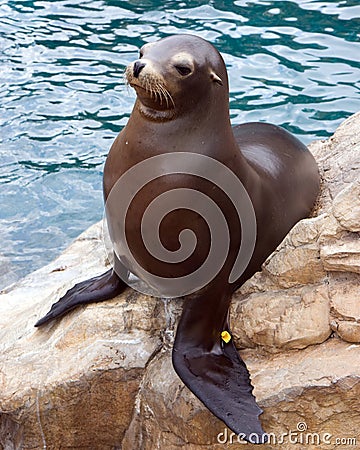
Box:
[132,94,232,133]
[137,102,177,122]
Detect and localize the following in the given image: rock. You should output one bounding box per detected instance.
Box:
[123,338,360,450]
[321,236,360,274]
[1,112,360,449]
[0,223,166,449]
[329,272,360,343]
[332,321,360,343]
[332,181,360,232]
[261,215,327,289]
[231,284,331,352]
[309,111,360,215]
[234,111,360,352]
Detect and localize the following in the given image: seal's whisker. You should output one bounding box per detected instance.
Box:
[149,78,155,101]
[161,84,175,109]
[154,83,162,105]
[155,82,164,106]
[133,71,175,109]
[155,79,163,104]
[124,68,132,94]
[161,86,170,108]
[145,78,151,97]
[151,82,158,103]
[151,81,157,102]
[153,84,159,103]
[157,83,169,108]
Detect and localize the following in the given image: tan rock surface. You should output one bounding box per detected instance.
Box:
[0,223,165,449]
[233,111,360,351]
[231,284,331,351]
[332,181,360,232]
[1,112,360,449]
[321,237,360,274]
[123,338,360,450]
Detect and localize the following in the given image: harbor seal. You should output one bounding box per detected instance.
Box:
[35,34,320,443]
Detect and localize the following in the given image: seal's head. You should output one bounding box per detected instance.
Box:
[125,34,228,121]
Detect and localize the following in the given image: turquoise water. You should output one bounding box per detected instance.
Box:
[1,0,360,286]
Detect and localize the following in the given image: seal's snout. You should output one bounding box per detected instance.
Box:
[133,60,146,78]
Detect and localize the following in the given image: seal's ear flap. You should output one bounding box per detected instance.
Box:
[210,71,223,86]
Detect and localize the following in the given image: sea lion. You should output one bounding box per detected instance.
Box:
[35,34,320,443]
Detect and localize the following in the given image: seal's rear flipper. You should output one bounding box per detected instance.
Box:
[35,268,126,327]
[172,292,267,444]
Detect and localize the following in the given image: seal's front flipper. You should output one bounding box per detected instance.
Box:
[35,268,126,327]
[172,291,266,444]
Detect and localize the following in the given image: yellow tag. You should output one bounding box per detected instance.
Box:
[221,331,231,343]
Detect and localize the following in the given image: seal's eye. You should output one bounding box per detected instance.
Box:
[139,50,144,59]
[175,65,192,76]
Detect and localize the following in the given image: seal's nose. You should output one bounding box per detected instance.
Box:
[133,60,146,78]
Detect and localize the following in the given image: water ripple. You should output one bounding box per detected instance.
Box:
[0,0,359,285]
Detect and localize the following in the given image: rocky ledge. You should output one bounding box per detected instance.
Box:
[1,112,359,450]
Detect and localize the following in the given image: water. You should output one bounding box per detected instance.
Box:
[1,0,360,286]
